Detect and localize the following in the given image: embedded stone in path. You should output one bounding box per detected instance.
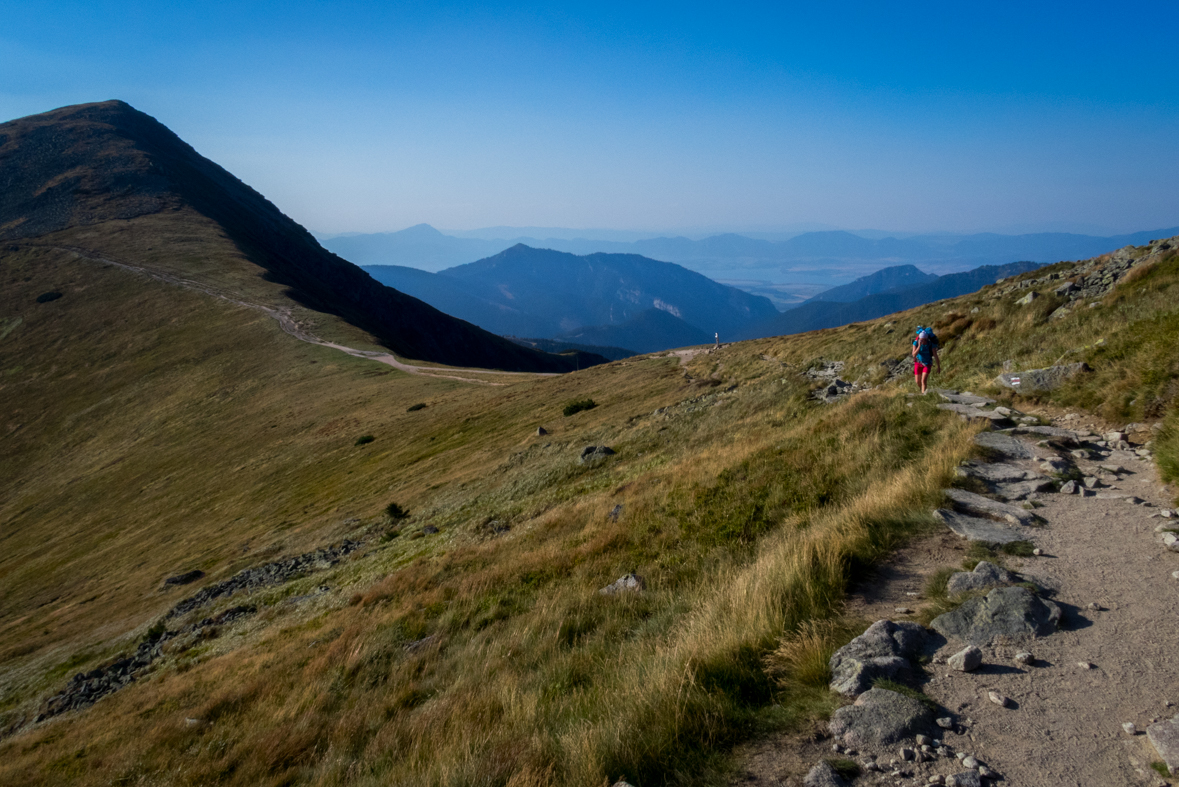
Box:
[1008,424,1084,441]
[829,619,927,697]
[829,688,938,749]
[938,404,1015,427]
[1147,715,1179,776]
[931,586,1061,646]
[992,477,1057,501]
[803,760,847,787]
[955,461,1038,483]
[934,509,1029,545]
[993,362,1090,393]
[946,561,1016,595]
[972,431,1037,460]
[943,488,1038,527]
[946,771,983,787]
[937,390,996,406]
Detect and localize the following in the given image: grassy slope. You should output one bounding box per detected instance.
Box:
[0,235,1176,785]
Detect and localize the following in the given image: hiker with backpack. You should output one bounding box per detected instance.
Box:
[911,325,940,394]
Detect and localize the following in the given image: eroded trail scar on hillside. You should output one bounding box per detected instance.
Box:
[40,244,559,385]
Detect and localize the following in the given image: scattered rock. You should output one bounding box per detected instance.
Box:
[962,755,981,768]
[938,405,1014,427]
[948,646,983,672]
[1033,548,1043,556]
[608,504,623,522]
[993,362,1089,393]
[946,562,1015,595]
[936,717,955,729]
[931,586,1061,646]
[987,691,1009,707]
[895,607,914,614]
[1015,291,1039,306]
[1077,661,1093,670]
[599,573,644,595]
[946,772,982,787]
[829,688,938,748]
[829,619,927,696]
[1059,480,1078,494]
[536,426,548,436]
[1123,722,1138,735]
[1013,651,1034,665]
[579,445,615,464]
[803,761,847,787]
[1147,716,1179,776]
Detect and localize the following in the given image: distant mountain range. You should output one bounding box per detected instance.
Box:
[322,223,1179,286]
[738,260,1044,340]
[364,244,778,354]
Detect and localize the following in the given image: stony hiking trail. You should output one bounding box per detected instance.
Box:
[733,392,1179,787]
[38,243,558,385]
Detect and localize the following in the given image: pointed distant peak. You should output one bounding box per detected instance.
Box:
[394,223,446,239]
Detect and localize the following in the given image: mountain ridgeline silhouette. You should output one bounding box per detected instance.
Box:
[365,244,778,353]
[0,101,600,372]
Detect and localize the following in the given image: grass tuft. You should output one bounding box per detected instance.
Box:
[354,434,375,446]
[562,397,598,417]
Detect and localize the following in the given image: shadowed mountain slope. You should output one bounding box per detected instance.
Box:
[556,307,710,354]
[0,101,591,372]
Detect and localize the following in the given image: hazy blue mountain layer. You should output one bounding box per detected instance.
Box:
[740,260,1043,340]
[505,337,637,362]
[800,264,940,305]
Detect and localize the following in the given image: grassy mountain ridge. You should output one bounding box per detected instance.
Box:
[2,228,1177,785]
[0,101,589,373]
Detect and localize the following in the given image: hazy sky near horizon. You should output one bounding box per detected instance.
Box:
[3,1,1178,236]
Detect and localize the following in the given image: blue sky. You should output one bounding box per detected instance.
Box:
[3,1,1177,235]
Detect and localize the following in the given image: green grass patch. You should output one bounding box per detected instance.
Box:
[562,397,598,416]
[872,679,939,711]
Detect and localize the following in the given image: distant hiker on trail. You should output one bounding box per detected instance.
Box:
[714,332,720,349]
[911,325,940,394]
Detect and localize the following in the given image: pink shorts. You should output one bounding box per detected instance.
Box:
[914,361,930,377]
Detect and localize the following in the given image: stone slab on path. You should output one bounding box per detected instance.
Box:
[931,586,1061,646]
[1147,716,1179,776]
[943,487,1039,527]
[828,619,926,697]
[828,688,938,749]
[934,509,1030,544]
[956,461,1040,483]
[938,404,1015,427]
[937,389,995,406]
[1007,425,1085,442]
[973,431,1038,460]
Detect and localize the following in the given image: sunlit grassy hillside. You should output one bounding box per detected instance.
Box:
[1,230,1177,786]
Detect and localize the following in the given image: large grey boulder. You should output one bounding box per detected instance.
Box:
[973,431,1037,460]
[829,619,926,697]
[829,688,938,748]
[931,586,1061,646]
[934,509,1029,545]
[994,362,1090,393]
[1147,715,1179,776]
[803,760,847,787]
[946,561,1015,595]
[943,488,1038,527]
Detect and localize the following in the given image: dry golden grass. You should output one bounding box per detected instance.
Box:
[1,225,1176,786]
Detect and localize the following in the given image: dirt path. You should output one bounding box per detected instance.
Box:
[914,442,1179,786]
[733,421,1178,786]
[41,244,559,386]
